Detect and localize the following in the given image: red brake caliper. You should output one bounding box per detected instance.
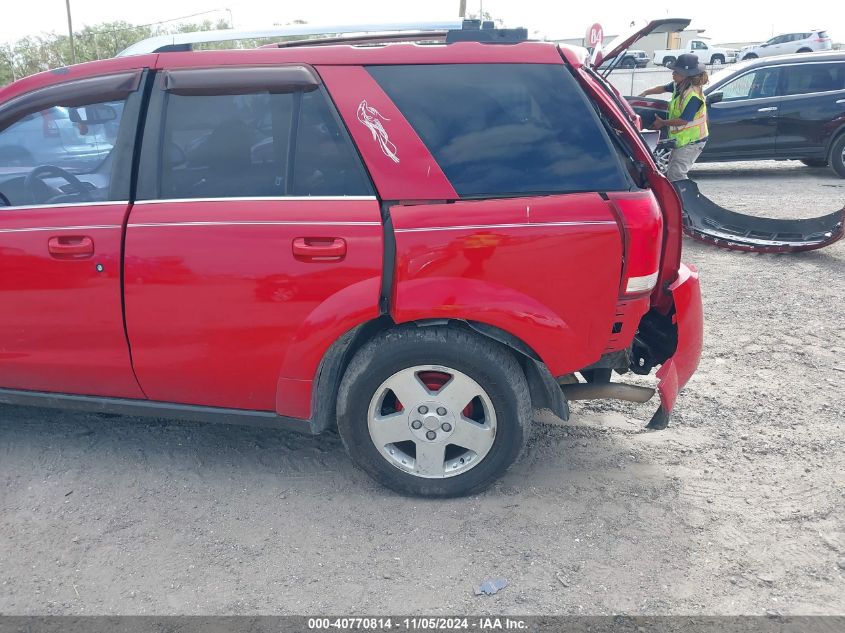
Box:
[393,371,473,418]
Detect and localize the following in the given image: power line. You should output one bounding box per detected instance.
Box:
[71,8,234,39]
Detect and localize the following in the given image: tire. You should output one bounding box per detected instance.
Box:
[800,158,828,168]
[621,58,635,69]
[710,55,725,65]
[796,48,812,53]
[336,326,532,498]
[829,134,845,178]
[653,144,673,174]
[743,53,758,60]
[662,56,676,67]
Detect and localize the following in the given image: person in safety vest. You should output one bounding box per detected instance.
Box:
[639,53,709,182]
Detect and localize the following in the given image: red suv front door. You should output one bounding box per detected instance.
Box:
[123,65,382,414]
[0,73,145,398]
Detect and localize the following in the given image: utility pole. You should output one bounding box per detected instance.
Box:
[459,0,466,17]
[65,0,76,64]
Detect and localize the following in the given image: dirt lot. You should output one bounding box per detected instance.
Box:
[1,161,843,616]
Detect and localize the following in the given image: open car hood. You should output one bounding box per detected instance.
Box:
[593,18,691,69]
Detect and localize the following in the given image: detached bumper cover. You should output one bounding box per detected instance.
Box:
[651,263,703,427]
[676,180,845,253]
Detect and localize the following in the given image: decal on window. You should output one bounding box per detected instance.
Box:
[356,100,399,164]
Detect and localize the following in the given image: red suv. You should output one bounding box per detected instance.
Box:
[0,25,703,497]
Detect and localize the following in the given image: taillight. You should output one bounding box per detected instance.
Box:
[606,191,664,297]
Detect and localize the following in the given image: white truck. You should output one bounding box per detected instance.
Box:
[653,39,738,67]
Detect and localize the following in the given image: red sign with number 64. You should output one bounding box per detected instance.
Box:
[586,23,603,47]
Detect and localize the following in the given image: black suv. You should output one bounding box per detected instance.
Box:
[630,52,845,176]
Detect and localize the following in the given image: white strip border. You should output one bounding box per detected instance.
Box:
[127,221,381,228]
[0,224,121,234]
[394,221,616,233]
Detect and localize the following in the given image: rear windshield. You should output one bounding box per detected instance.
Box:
[367,64,628,197]
[817,31,829,38]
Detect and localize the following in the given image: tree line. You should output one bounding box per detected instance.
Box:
[0,18,237,87]
[0,15,507,88]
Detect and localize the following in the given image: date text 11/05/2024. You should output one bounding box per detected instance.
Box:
[307,618,529,630]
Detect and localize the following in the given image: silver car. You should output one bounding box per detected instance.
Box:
[0,105,117,172]
[741,30,833,60]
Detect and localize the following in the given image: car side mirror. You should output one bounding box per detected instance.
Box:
[706,91,724,106]
[69,104,117,125]
[761,43,769,47]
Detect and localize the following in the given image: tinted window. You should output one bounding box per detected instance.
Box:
[157,86,371,200]
[780,63,845,95]
[0,98,127,206]
[294,89,373,196]
[367,64,628,197]
[721,68,780,101]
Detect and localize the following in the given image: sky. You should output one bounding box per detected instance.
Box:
[1,0,843,48]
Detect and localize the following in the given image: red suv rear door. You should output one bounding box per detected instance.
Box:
[124,65,382,415]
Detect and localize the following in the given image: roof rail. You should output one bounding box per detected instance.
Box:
[265,30,449,49]
[117,21,464,57]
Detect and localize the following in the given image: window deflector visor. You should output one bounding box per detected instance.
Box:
[0,71,141,133]
[162,66,321,96]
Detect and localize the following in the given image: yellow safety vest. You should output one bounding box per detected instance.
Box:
[668,86,708,148]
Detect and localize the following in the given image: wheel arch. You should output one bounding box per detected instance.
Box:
[825,124,845,159]
[301,317,569,433]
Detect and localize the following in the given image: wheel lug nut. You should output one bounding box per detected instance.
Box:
[411,420,422,429]
[441,422,452,432]
[425,430,437,441]
[437,407,447,416]
[418,406,428,414]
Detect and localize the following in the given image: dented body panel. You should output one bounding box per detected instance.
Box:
[654,263,703,414]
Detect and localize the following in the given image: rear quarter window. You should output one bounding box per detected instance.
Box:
[366,64,628,197]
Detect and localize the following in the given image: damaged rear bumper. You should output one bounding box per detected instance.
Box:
[646,262,703,428]
[676,180,845,253]
[563,263,703,429]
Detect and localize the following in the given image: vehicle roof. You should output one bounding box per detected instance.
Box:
[742,51,845,67]
[706,51,845,92]
[0,41,583,102]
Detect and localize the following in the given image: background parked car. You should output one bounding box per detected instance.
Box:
[0,104,119,173]
[654,39,738,67]
[601,50,650,69]
[741,30,833,60]
[627,52,845,177]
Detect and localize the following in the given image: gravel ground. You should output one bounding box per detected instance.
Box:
[1,161,843,616]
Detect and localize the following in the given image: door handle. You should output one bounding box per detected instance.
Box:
[48,235,94,259]
[757,107,778,112]
[292,237,347,261]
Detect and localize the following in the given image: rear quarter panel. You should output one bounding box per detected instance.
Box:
[389,194,623,376]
